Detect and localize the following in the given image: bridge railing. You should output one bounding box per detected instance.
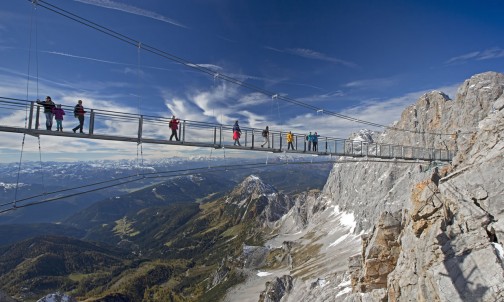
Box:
[0,97,453,161]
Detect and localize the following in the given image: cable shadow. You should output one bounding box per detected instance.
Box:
[436,231,489,301]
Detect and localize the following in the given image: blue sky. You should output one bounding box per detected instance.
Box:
[1,0,504,162]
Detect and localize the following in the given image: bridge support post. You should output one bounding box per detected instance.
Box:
[219,125,222,146]
[28,102,34,130]
[89,109,95,135]
[325,138,328,153]
[279,132,282,151]
[251,132,255,149]
[137,115,143,143]
[182,120,186,143]
[213,127,217,146]
[245,130,248,146]
[35,106,40,130]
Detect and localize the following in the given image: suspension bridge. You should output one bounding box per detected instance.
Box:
[0,97,453,161]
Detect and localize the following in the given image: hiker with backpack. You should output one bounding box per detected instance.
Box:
[233,120,242,146]
[261,126,269,148]
[287,131,295,150]
[169,115,180,141]
[306,132,313,151]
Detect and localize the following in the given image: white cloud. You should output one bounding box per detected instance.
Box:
[74,0,187,28]
[445,47,504,64]
[344,77,397,89]
[286,48,357,68]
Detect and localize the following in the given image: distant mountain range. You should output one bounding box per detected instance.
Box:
[0,156,332,225]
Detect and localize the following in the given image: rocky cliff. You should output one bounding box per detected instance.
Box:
[225,71,503,302]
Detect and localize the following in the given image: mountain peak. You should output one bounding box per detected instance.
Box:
[227,175,277,205]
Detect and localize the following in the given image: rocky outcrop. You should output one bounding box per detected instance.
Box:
[351,211,403,292]
[225,175,294,226]
[259,275,293,302]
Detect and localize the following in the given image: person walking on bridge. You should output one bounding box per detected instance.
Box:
[233,120,242,146]
[261,126,269,148]
[52,104,65,132]
[313,132,319,152]
[287,131,295,150]
[169,115,180,141]
[36,96,56,130]
[72,100,87,133]
[306,132,313,151]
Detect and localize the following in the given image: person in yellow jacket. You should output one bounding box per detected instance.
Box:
[287,131,295,150]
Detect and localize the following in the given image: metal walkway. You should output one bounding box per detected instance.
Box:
[0,98,453,161]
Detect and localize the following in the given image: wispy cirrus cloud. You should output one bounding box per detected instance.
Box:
[344,77,397,89]
[287,48,357,68]
[265,46,357,67]
[445,47,504,64]
[74,0,187,28]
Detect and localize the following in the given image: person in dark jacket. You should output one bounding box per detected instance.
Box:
[312,132,319,152]
[52,104,66,132]
[232,120,242,146]
[169,115,180,141]
[72,100,87,133]
[261,126,269,148]
[36,96,56,130]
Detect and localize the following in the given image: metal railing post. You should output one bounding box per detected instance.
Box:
[89,109,95,135]
[279,132,282,150]
[182,120,186,143]
[213,127,217,146]
[325,138,328,153]
[219,125,222,146]
[35,106,40,130]
[28,102,34,130]
[137,115,143,143]
[252,131,255,149]
[245,130,248,146]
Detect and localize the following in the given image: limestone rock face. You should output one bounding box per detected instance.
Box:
[352,211,403,292]
[295,71,503,302]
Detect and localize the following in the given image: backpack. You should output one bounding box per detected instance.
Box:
[262,130,268,137]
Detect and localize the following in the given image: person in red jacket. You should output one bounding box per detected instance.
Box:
[169,115,180,141]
